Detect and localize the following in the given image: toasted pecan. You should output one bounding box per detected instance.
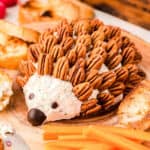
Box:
[99,71,116,90]
[73,82,93,101]
[86,69,103,89]
[38,53,53,75]
[122,47,135,65]
[114,67,128,82]
[53,56,69,80]
[86,55,104,71]
[109,82,125,96]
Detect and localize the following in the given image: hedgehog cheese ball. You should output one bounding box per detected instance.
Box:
[17,19,145,126]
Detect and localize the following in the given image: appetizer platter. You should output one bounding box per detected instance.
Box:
[0,0,150,149]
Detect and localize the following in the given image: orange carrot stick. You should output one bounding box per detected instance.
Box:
[95,126,150,142]
[83,127,150,150]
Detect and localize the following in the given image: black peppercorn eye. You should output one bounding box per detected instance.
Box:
[29,93,35,100]
[51,102,59,109]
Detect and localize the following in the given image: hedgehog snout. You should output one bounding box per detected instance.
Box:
[27,108,46,126]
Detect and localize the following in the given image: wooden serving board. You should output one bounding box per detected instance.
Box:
[0,22,150,149]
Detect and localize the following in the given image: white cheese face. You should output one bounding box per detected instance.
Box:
[23,74,82,122]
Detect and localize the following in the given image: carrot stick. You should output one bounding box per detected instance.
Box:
[58,135,87,140]
[45,143,78,150]
[44,140,109,149]
[95,126,150,142]
[43,125,83,140]
[83,127,150,150]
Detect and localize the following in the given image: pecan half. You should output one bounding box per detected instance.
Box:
[86,55,104,71]
[53,56,69,80]
[66,49,77,66]
[114,67,128,82]
[134,50,142,64]
[39,29,53,43]
[106,38,119,53]
[106,54,122,69]
[75,44,86,59]
[121,47,135,65]
[56,23,73,42]
[19,61,36,77]
[69,64,85,86]
[124,83,135,96]
[102,25,121,40]
[81,104,102,116]
[27,44,42,62]
[81,98,98,113]
[137,68,146,79]
[76,58,86,68]
[73,20,91,35]
[86,70,103,89]
[73,82,93,101]
[38,53,53,75]
[76,34,91,50]
[94,40,107,49]
[91,19,103,31]
[125,64,138,76]
[50,45,64,62]
[16,76,28,87]
[127,74,142,85]
[97,92,115,110]
[91,29,105,45]
[90,47,107,61]
[61,36,74,53]
[41,35,57,53]
[121,36,134,49]
[109,82,125,96]
[99,71,116,90]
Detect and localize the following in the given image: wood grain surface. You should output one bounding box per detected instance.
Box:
[82,0,150,30]
[0,22,150,149]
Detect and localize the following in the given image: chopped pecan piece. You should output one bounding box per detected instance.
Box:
[38,53,53,75]
[109,82,125,96]
[73,82,93,101]
[99,71,116,90]
[86,69,103,89]
[53,56,69,80]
